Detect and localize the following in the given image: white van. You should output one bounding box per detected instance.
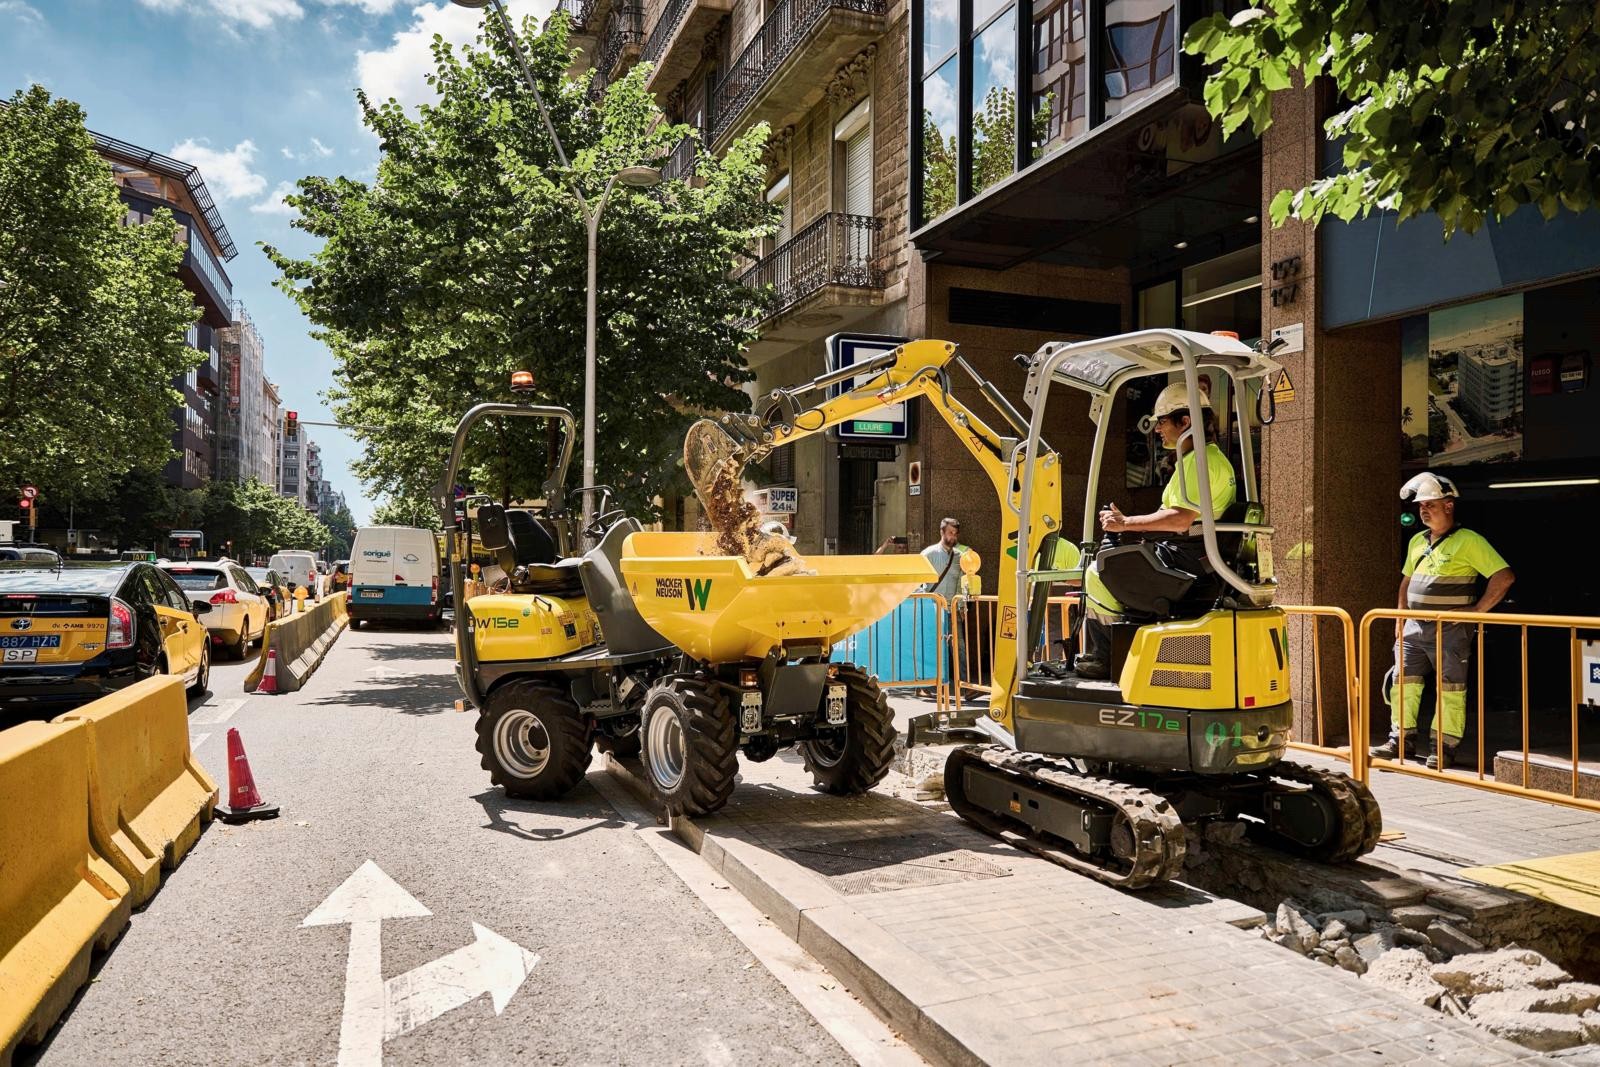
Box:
[348,526,440,627]
[267,551,320,600]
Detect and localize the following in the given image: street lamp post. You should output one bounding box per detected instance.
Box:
[451,0,660,543]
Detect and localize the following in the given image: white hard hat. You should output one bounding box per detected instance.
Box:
[1152,380,1210,419]
[1400,472,1459,502]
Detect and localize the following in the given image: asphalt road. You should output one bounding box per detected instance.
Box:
[31,623,854,1067]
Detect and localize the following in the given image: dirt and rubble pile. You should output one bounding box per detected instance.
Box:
[686,421,812,577]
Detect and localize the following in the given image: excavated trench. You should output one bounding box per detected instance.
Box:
[893,741,1600,1056]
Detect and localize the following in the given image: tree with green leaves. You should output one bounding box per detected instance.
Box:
[0,86,201,505]
[322,501,356,561]
[370,493,439,530]
[197,478,332,561]
[1185,1,1600,236]
[265,14,773,520]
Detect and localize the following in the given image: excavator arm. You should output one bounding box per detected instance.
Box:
[708,339,1062,736]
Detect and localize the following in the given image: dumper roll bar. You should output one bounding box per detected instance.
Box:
[440,402,577,711]
[1012,329,1283,691]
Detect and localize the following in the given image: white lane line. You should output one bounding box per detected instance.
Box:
[588,772,926,1067]
[190,731,212,751]
[193,697,247,726]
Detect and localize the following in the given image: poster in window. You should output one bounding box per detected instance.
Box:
[1400,293,1524,467]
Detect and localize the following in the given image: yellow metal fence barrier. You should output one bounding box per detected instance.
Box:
[1282,605,1363,776]
[949,594,1081,706]
[1358,607,1600,814]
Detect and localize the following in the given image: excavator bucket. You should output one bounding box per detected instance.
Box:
[619,532,935,664]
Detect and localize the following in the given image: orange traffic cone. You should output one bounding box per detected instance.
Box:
[258,648,279,695]
[216,728,280,823]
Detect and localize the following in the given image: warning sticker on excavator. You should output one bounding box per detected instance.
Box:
[1272,368,1296,404]
[999,606,1017,640]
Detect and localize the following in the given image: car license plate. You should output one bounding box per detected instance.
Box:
[825,684,847,725]
[3,648,39,663]
[739,691,762,733]
[360,589,384,599]
[0,634,61,649]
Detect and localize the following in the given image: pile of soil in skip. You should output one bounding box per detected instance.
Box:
[699,455,811,577]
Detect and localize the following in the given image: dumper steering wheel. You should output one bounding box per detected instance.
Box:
[574,486,627,540]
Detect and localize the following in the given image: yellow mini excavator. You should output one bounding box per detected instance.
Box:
[711,330,1381,889]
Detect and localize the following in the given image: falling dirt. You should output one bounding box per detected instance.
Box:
[686,419,812,576]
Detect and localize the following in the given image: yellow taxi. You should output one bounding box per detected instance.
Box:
[1,560,212,716]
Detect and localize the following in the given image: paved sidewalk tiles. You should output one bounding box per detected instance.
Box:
[621,750,1549,1066]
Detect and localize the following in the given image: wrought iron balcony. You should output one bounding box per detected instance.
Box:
[641,0,734,92]
[710,0,885,145]
[740,213,883,319]
[552,0,598,34]
[660,132,700,183]
[597,4,643,78]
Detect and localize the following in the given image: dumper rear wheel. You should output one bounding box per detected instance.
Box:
[642,676,737,816]
[477,680,591,800]
[799,665,895,795]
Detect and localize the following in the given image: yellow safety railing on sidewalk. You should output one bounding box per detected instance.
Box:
[950,594,1080,706]
[1282,605,1364,776]
[834,591,951,711]
[1358,607,1600,814]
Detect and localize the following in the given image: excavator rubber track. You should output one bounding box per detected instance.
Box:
[944,745,1186,890]
[1247,760,1384,863]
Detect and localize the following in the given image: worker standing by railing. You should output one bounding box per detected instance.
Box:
[1371,472,1515,769]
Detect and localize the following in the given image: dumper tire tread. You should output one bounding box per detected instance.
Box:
[643,676,738,817]
[800,665,896,795]
[476,680,591,800]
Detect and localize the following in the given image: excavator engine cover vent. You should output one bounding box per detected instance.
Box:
[1149,668,1212,690]
[1156,634,1211,666]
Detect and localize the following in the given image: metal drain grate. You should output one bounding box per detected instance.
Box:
[780,832,1011,895]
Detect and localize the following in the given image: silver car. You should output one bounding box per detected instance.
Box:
[159,561,270,660]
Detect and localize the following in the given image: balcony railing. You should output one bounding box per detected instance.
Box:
[553,0,597,33]
[711,0,885,142]
[740,212,883,317]
[661,132,700,183]
[642,0,692,68]
[598,4,643,77]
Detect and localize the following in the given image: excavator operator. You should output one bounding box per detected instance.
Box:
[1074,381,1237,679]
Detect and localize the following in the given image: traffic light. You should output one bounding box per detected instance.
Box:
[18,498,30,511]
[285,411,299,440]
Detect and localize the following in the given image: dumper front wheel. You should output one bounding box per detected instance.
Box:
[642,676,737,816]
[799,665,895,795]
[476,681,591,800]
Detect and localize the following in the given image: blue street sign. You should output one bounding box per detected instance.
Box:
[827,333,912,443]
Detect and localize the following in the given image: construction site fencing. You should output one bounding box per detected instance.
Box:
[949,594,1081,706]
[831,592,949,710]
[1281,605,1363,774]
[1357,607,1600,814]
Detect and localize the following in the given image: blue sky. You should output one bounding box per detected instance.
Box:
[2,0,548,523]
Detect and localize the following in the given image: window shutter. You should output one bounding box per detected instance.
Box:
[843,125,872,217]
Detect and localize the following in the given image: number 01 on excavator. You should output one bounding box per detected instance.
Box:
[722,329,1380,888]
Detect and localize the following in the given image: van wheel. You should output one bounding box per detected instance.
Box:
[798,665,896,795]
[475,681,591,800]
[641,676,737,817]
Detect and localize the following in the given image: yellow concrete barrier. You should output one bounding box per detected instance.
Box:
[1,721,131,1065]
[245,593,347,694]
[55,676,218,907]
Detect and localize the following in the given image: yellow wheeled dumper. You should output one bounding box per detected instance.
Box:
[699,331,1381,889]
[442,399,935,816]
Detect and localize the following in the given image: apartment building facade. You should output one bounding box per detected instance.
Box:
[96,132,237,492]
[216,302,277,487]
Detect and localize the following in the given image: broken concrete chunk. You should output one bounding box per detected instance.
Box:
[1432,948,1572,996]
[1318,908,1370,933]
[1471,984,1600,1017]
[1583,1010,1600,1043]
[1474,1010,1587,1053]
[1364,948,1445,1007]
[1354,927,1402,965]
[1334,944,1367,975]
[1393,926,1433,948]
[1321,919,1350,942]
[1391,904,1448,931]
[1275,902,1320,954]
[1426,921,1485,957]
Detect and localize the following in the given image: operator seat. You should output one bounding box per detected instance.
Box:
[1091,500,1262,621]
[579,517,673,656]
[503,509,558,566]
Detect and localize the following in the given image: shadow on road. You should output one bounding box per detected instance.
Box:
[358,640,455,662]
[306,672,458,715]
[471,784,627,843]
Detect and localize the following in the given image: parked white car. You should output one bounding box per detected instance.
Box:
[268,551,321,600]
[159,560,270,659]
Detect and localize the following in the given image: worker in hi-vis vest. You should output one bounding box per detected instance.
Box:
[1371,472,1514,770]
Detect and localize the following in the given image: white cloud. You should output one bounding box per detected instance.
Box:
[354,0,548,112]
[281,146,296,159]
[280,138,338,162]
[323,0,409,11]
[310,137,335,158]
[250,181,299,216]
[169,138,268,200]
[136,0,305,28]
[0,0,42,24]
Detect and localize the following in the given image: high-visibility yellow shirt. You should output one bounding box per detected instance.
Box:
[1401,527,1508,608]
[1161,442,1236,517]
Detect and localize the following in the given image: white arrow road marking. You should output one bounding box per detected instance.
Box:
[303,861,538,1067]
[383,922,539,1040]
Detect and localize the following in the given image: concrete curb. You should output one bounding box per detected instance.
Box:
[603,756,985,1067]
